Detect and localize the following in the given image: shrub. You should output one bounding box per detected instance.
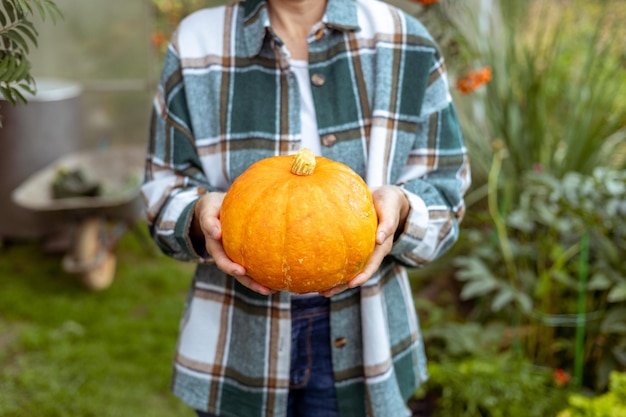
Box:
[0,0,62,106]
[557,372,626,417]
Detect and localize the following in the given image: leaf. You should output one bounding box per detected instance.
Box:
[33,0,46,19]
[491,287,514,311]
[16,21,38,46]
[14,0,32,14]
[0,84,18,105]
[10,84,27,103]
[5,29,29,53]
[0,54,10,78]
[506,209,533,233]
[17,79,34,95]
[600,307,626,334]
[3,0,17,22]
[7,55,30,82]
[515,292,533,315]
[551,270,578,289]
[453,256,499,282]
[460,279,498,300]
[36,0,63,23]
[0,55,17,80]
[587,272,612,291]
[535,203,557,226]
[608,284,626,303]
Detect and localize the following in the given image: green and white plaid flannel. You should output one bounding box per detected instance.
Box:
[142,0,471,416]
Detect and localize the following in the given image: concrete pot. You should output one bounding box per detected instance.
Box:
[0,78,83,240]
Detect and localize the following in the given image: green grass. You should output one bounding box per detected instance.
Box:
[0,227,196,417]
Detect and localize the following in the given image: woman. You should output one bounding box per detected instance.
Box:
[142,0,470,416]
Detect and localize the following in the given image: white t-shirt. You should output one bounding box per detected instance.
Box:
[290,59,322,156]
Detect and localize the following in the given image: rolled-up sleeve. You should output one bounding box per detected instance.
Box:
[390,53,471,266]
[142,39,213,263]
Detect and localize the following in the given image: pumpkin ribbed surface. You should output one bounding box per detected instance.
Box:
[220,149,377,294]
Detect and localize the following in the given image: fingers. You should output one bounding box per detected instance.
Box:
[319,283,348,298]
[205,236,246,275]
[321,217,396,297]
[207,237,274,295]
[232,274,275,296]
[196,192,244,274]
[196,192,225,241]
[341,186,408,291]
[373,203,396,246]
[348,232,393,288]
[196,192,272,296]
[371,186,409,244]
[195,186,408,297]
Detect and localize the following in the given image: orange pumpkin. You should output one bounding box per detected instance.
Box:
[220,148,377,294]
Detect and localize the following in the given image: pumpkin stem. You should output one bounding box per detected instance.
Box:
[291,148,316,176]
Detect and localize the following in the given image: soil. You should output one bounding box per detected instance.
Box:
[408,392,437,417]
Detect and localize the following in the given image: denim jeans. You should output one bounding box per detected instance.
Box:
[287,296,339,417]
[196,296,339,417]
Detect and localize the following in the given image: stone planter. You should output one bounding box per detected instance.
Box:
[0,78,83,240]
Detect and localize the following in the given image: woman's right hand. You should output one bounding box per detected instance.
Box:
[192,191,275,296]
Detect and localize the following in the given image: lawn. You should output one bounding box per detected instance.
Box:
[0,226,196,417]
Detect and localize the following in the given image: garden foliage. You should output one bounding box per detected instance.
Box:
[454,167,626,388]
[0,0,62,107]
[558,372,626,417]
[427,354,569,417]
[411,0,626,411]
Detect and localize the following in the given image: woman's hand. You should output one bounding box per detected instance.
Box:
[319,186,410,298]
[192,192,274,296]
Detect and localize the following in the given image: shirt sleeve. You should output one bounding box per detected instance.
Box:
[141,38,214,263]
[389,52,471,267]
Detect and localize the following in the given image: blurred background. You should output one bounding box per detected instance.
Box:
[1,0,625,416]
[27,0,156,148]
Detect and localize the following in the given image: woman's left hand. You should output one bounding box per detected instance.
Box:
[319,185,410,297]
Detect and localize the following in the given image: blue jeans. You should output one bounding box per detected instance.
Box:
[288,296,339,417]
[196,296,339,417]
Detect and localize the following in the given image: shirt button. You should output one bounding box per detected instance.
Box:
[322,134,337,147]
[311,73,325,87]
[334,337,347,348]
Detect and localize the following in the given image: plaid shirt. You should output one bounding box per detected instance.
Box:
[142,0,470,416]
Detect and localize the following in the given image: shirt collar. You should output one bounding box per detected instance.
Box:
[242,0,360,57]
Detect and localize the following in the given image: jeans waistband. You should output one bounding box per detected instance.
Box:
[291,295,330,320]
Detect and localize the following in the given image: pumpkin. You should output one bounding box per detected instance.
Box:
[220,148,377,294]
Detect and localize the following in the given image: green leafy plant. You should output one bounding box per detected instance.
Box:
[444,0,626,198]
[557,372,626,417]
[0,0,62,107]
[414,299,572,417]
[454,165,626,389]
[413,0,626,393]
[421,353,571,417]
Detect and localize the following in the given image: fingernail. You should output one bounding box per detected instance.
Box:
[377,231,386,242]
